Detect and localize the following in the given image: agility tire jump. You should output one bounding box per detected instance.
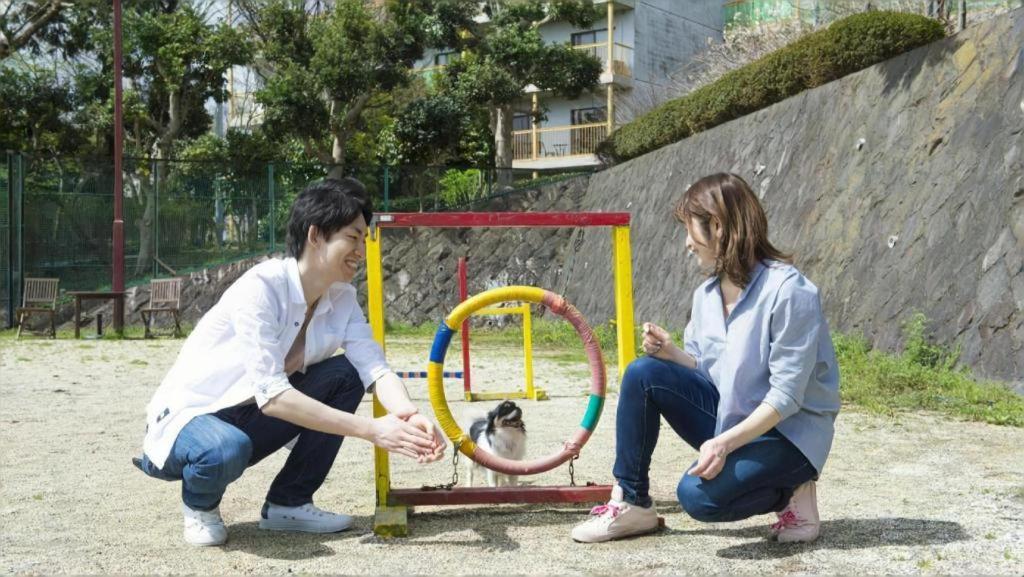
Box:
[427,286,606,476]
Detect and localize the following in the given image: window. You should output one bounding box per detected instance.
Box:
[434,51,459,66]
[571,29,608,46]
[513,113,532,131]
[571,107,607,125]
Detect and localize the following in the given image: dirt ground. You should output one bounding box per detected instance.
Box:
[1,336,1022,575]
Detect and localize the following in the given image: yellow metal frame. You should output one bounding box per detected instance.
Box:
[466,303,545,402]
[365,221,635,537]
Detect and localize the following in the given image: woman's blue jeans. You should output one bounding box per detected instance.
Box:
[613,356,816,522]
[138,355,365,511]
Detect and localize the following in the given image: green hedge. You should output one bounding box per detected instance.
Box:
[599,12,945,163]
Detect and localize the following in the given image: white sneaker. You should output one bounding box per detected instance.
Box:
[571,485,662,543]
[258,502,354,533]
[770,480,820,543]
[182,503,228,546]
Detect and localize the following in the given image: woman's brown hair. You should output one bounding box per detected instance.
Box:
[674,173,791,288]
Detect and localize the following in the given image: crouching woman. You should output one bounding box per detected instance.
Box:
[572,173,841,544]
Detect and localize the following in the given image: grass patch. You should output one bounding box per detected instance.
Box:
[836,316,1024,427]
[1011,486,1024,503]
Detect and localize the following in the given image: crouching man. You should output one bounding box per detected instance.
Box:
[134,177,445,546]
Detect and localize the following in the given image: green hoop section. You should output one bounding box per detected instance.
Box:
[427,286,606,476]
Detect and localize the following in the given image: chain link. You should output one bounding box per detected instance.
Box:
[568,454,578,487]
[422,440,462,491]
[449,441,461,487]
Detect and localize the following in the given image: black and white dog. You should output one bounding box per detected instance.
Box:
[466,400,527,487]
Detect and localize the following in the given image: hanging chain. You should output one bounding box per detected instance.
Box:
[449,440,461,487]
[568,454,579,487]
[422,440,462,491]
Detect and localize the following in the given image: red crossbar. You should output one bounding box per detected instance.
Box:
[375,212,629,228]
[388,484,612,506]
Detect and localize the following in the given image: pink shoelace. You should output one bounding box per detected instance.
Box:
[589,503,622,518]
[770,510,801,533]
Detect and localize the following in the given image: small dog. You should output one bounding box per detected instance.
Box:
[466,400,527,487]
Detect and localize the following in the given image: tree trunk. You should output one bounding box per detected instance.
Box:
[328,132,346,179]
[135,91,183,276]
[492,104,515,188]
[134,152,166,276]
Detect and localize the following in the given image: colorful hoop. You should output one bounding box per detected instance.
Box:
[427,286,606,476]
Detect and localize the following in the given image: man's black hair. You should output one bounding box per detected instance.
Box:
[286,177,373,259]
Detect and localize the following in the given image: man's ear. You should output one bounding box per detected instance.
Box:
[306,225,321,249]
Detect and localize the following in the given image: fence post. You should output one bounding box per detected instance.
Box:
[268,162,276,253]
[9,152,23,326]
[4,152,12,328]
[153,159,160,278]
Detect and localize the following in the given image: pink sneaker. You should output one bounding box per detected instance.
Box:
[570,485,663,543]
[770,480,820,543]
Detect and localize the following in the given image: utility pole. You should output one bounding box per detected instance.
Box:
[112,0,125,311]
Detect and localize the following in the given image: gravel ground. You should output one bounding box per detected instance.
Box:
[1,337,1022,575]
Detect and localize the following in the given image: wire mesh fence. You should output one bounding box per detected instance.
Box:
[0,152,591,325]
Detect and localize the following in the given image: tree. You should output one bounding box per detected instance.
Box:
[243,0,440,179]
[92,1,252,273]
[0,63,84,155]
[0,0,65,60]
[392,94,478,164]
[396,0,603,185]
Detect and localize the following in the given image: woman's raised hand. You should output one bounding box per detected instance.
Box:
[641,322,673,358]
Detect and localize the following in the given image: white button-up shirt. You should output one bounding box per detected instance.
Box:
[143,257,391,469]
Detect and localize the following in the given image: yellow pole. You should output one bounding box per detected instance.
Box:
[607,85,614,136]
[606,3,615,136]
[365,227,392,512]
[612,225,635,377]
[606,2,614,75]
[523,304,535,399]
[531,93,539,160]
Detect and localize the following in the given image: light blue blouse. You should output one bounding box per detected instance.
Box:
[683,260,841,474]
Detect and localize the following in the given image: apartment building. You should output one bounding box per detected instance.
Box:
[416,1,723,170]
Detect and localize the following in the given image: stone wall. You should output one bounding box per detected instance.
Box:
[566,10,1024,390]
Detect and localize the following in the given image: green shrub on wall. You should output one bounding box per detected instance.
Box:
[599,11,945,163]
[438,168,483,205]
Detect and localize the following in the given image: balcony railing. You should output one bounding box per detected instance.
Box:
[512,123,608,161]
[572,42,633,77]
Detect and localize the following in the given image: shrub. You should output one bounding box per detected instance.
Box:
[599,11,945,163]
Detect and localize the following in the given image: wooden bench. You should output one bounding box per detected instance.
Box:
[141,278,183,338]
[16,278,59,338]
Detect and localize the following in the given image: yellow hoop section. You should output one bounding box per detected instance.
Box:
[427,286,606,476]
[428,286,545,458]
